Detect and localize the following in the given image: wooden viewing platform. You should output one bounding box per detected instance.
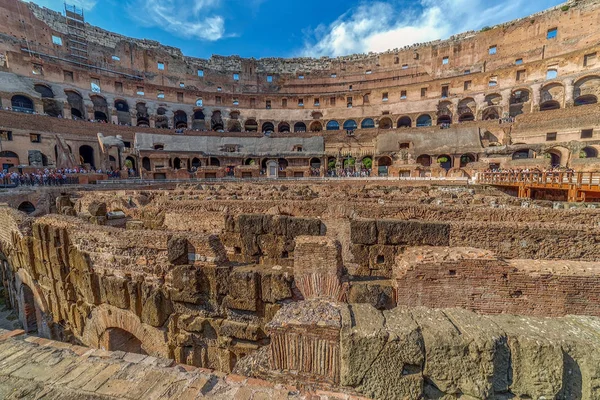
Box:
[479,172,600,202]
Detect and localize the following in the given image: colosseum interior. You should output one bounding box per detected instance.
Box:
[1,0,600,399]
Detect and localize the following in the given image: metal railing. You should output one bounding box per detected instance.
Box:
[478,172,600,187]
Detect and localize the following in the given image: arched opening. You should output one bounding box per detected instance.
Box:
[510,90,530,105]
[65,91,85,120]
[326,121,340,131]
[191,157,202,168]
[575,95,598,106]
[361,118,375,129]
[17,201,36,214]
[227,120,242,132]
[211,111,224,131]
[125,156,136,172]
[580,147,598,158]
[482,107,500,120]
[343,156,356,169]
[327,157,336,171]
[278,122,290,133]
[278,158,288,170]
[142,157,151,171]
[192,110,206,130]
[79,145,95,168]
[310,157,321,169]
[21,284,39,333]
[11,95,34,113]
[397,116,412,128]
[174,110,188,129]
[540,101,561,111]
[208,157,220,167]
[173,158,181,169]
[99,328,148,355]
[377,156,392,176]
[437,115,452,125]
[0,151,20,170]
[460,154,475,167]
[35,85,61,117]
[193,110,205,120]
[294,122,307,133]
[114,99,130,125]
[416,114,432,127]
[512,149,533,160]
[262,122,275,133]
[244,158,256,166]
[458,113,474,122]
[137,103,151,127]
[244,119,258,132]
[417,154,432,167]
[361,157,373,170]
[378,118,393,129]
[548,151,561,167]
[343,120,358,131]
[310,121,323,132]
[437,155,452,170]
[94,111,108,122]
[485,93,502,106]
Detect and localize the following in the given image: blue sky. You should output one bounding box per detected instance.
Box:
[29,0,564,59]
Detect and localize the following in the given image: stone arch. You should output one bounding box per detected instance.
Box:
[173,157,182,169]
[11,95,34,113]
[460,153,476,167]
[458,98,476,121]
[211,111,224,131]
[81,305,169,357]
[546,147,566,167]
[361,118,375,129]
[417,154,432,167]
[541,82,564,107]
[114,99,130,125]
[540,100,561,111]
[90,95,109,122]
[65,90,85,119]
[310,157,321,169]
[208,157,220,167]
[397,116,412,128]
[294,122,307,133]
[509,88,531,117]
[35,85,61,117]
[310,121,323,132]
[574,75,600,105]
[581,146,598,158]
[79,145,95,168]
[437,115,452,125]
[416,114,432,127]
[142,157,151,171]
[17,201,35,214]
[125,156,136,172]
[15,269,51,338]
[326,120,340,131]
[343,120,358,130]
[512,149,534,160]
[137,103,151,127]
[437,154,452,170]
[244,119,258,132]
[484,93,502,106]
[0,151,20,168]
[278,122,290,133]
[227,120,242,132]
[34,84,54,98]
[193,110,207,130]
[378,117,393,129]
[174,110,188,129]
[482,107,501,120]
[437,100,453,120]
[262,122,275,133]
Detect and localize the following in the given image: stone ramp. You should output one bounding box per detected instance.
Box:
[0,331,361,400]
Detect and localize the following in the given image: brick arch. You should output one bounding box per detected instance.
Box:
[81,304,169,358]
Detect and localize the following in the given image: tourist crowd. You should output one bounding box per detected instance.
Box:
[485,166,574,174]
[0,167,137,186]
[327,167,372,178]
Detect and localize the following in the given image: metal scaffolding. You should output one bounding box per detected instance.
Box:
[64,3,88,62]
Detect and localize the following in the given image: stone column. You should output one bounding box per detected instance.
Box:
[500,89,512,118]
[563,78,575,108]
[530,83,542,112]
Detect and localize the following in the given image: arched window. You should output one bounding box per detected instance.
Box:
[142,157,151,171]
[540,101,561,111]
[379,118,393,129]
[174,110,188,129]
[310,121,323,132]
[460,154,475,167]
[361,118,375,129]
[575,95,598,106]
[416,114,432,127]
[581,147,598,158]
[278,122,290,133]
[343,120,357,130]
[11,95,34,113]
[34,84,54,98]
[294,122,307,133]
[437,155,452,170]
[262,122,275,133]
[326,121,340,131]
[115,99,129,112]
[193,110,205,120]
[416,155,431,167]
[397,116,412,128]
[244,119,258,132]
[191,158,201,168]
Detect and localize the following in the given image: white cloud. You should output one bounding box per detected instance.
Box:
[302,0,562,57]
[127,0,226,41]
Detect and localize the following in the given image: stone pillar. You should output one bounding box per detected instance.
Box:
[293,237,343,301]
[500,89,512,118]
[531,83,542,112]
[34,100,44,115]
[564,78,575,108]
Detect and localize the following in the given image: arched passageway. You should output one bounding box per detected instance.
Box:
[11,95,34,113]
[79,145,95,168]
[397,116,412,128]
[21,284,38,333]
[99,328,148,355]
[17,201,35,214]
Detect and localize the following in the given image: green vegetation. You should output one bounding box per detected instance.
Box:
[328,159,336,170]
[344,157,356,168]
[481,26,492,32]
[561,5,570,11]
[362,157,373,169]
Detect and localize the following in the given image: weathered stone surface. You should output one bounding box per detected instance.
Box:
[87,202,107,217]
[141,290,172,327]
[167,236,188,265]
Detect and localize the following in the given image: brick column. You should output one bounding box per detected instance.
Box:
[563,78,574,108]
